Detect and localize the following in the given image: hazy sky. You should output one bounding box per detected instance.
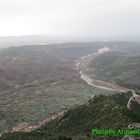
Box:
[0,0,140,37]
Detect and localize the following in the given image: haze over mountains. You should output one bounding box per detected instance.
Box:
[0,0,140,139]
[0,35,140,49]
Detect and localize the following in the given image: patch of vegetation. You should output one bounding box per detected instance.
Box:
[1,92,140,140]
[0,44,108,132]
[88,51,140,90]
[1,42,140,138]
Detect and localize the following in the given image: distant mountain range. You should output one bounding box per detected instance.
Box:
[0,36,69,48]
[0,35,139,49]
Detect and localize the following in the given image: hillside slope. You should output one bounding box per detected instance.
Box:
[1,92,140,140]
[88,51,140,90]
[0,43,107,133]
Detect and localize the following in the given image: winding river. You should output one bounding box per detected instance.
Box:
[75,52,127,92]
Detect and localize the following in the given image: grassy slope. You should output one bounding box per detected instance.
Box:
[88,51,140,90]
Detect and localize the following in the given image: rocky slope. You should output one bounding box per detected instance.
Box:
[1,91,140,140]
